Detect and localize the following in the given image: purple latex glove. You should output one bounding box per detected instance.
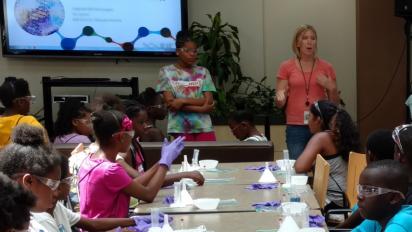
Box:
[245,164,280,172]
[245,183,279,190]
[252,200,281,209]
[159,136,185,169]
[129,215,152,232]
[163,195,174,205]
[309,215,325,227]
[129,214,174,232]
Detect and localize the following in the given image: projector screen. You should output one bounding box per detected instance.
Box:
[1,0,187,58]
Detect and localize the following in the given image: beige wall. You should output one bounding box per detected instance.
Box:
[263,0,357,118]
[0,1,356,144]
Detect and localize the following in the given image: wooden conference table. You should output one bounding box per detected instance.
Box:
[131,162,326,231]
[172,210,323,232]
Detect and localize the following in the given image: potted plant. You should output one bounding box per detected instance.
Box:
[190,12,284,125]
[190,12,242,88]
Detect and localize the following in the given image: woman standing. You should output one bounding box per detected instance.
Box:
[156,31,216,141]
[276,25,339,159]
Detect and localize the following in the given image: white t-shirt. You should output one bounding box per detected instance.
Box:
[29,217,49,232]
[244,134,268,142]
[32,202,81,232]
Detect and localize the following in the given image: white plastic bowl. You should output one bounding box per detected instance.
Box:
[199,159,219,169]
[193,198,220,210]
[276,159,296,171]
[291,175,308,185]
[281,202,308,215]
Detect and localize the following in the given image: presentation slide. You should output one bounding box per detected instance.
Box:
[4,0,183,52]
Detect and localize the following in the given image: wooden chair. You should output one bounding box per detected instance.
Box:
[313,154,330,209]
[346,152,367,208]
[326,152,367,223]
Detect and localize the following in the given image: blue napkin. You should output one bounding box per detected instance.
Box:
[309,215,325,227]
[163,195,174,205]
[245,164,279,172]
[245,183,279,190]
[252,200,281,209]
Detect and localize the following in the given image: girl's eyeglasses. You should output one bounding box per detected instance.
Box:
[33,175,60,191]
[179,47,198,54]
[357,184,405,199]
[392,124,412,154]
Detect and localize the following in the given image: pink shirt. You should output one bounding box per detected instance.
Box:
[78,155,133,218]
[277,58,336,125]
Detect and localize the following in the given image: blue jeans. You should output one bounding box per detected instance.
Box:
[286,125,312,160]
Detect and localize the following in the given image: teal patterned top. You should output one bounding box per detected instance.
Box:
[156,64,216,134]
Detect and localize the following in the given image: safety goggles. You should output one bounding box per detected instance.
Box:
[392,124,412,154]
[313,101,324,121]
[60,176,75,186]
[150,104,165,109]
[15,95,36,104]
[357,184,405,199]
[33,175,61,191]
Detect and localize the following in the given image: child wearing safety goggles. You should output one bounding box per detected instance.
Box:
[353,160,412,232]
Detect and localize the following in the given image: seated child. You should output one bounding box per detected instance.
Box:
[54,98,93,144]
[366,129,395,163]
[0,172,35,232]
[337,129,396,229]
[34,155,137,232]
[0,77,46,149]
[117,100,204,186]
[294,100,360,210]
[78,110,184,218]
[0,124,61,231]
[228,110,268,141]
[392,124,412,203]
[353,160,412,232]
[137,87,167,142]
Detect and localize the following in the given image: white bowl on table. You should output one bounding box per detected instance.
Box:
[193,198,220,210]
[276,159,296,171]
[199,159,219,169]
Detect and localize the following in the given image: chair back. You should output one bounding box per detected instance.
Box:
[313,154,330,209]
[346,152,367,208]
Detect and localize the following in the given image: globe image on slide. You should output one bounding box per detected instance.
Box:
[15,0,65,36]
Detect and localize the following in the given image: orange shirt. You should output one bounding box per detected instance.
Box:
[277,58,336,125]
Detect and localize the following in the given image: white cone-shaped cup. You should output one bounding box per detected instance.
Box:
[258,162,277,183]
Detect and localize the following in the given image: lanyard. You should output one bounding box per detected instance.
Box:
[298,58,316,106]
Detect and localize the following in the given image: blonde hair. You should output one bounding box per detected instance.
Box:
[292,24,318,58]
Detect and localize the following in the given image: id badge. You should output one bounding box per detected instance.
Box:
[304,111,310,125]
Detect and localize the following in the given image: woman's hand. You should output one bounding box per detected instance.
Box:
[316,75,334,90]
[276,89,286,102]
[275,79,289,108]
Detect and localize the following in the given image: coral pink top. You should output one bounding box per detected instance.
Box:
[277,58,336,125]
[78,155,133,218]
